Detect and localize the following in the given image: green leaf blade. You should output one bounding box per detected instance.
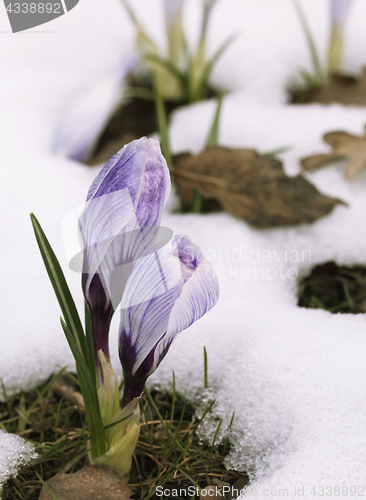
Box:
[30,214,86,354]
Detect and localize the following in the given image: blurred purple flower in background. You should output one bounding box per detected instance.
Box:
[53,55,137,161]
[164,0,184,27]
[331,0,353,25]
[328,0,353,72]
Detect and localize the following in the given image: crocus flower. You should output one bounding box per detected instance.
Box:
[119,234,219,407]
[327,0,353,73]
[78,137,170,380]
[164,0,184,28]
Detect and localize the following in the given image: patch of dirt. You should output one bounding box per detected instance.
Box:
[87,76,219,166]
[289,69,366,105]
[87,97,180,166]
[0,376,248,500]
[298,261,366,313]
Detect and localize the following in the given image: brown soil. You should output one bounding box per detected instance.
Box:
[289,69,366,105]
[86,74,219,166]
[298,261,366,313]
[1,375,247,500]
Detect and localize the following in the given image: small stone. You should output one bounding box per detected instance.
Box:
[39,465,133,500]
[226,477,250,500]
[153,423,168,440]
[200,485,222,499]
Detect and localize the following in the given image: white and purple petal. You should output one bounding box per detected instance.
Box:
[81,138,170,309]
[119,235,219,406]
[166,235,219,337]
[78,138,171,379]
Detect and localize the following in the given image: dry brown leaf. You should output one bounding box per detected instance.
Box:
[172,146,344,228]
[39,465,133,500]
[301,129,366,179]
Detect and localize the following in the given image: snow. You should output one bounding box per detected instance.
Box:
[1,0,366,495]
[0,432,37,488]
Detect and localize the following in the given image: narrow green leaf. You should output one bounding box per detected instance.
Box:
[144,386,184,452]
[191,189,203,214]
[293,0,325,84]
[205,92,224,148]
[36,473,60,500]
[154,83,172,166]
[210,418,223,458]
[196,399,216,426]
[119,0,139,26]
[30,214,86,354]
[262,145,292,157]
[60,319,106,457]
[203,346,208,389]
[202,33,237,93]
[170,371,176,432]
[144,53,187,90]
[123,87,155,101]
[28,367,66,415]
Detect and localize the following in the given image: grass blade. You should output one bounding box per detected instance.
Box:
[293,0,324,84]
[202,33,237,92]
[144,53,187,92]
[36,473,60,500]
[205,92,224,148]
[203,347,208,389]
[154,83,172,166]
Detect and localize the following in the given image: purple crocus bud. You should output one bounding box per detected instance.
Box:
[331,0,353,26]
[119,234,219,407]
[78,138,170,378]
[328,0,353,72]
[164,0,184,28]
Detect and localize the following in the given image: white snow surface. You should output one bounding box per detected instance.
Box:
[0,432,37,488]
[1,0,366,496]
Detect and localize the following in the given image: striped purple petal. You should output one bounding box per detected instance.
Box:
[79,137,170,371]
[331,0,353,25]
[119,235,219,406]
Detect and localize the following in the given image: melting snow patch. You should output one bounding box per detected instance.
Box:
[0,431,37,488]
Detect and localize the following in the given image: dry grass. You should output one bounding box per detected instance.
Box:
[0,372,247,499]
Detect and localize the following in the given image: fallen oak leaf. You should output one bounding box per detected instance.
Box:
[172,146,345,228]
[301,129,366,179]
